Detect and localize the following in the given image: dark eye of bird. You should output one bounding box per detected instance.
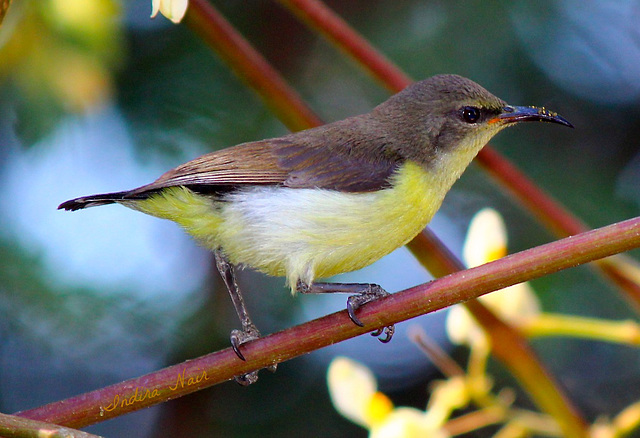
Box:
[460,106,481,124]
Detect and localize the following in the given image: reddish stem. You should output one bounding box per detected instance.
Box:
[275,0,412,92]
[18,215,640,433]
[185,0,323,132]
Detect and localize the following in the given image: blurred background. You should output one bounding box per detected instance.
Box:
[1,0,640,436]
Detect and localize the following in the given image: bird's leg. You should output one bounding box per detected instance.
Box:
[214,250,276,385]
[214,250,259,359]
[297,281,395,343]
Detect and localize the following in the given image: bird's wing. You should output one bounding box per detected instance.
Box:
[138,140,291,189]
[129,126,400,196]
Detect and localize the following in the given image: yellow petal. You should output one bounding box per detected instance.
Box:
[425,376,470,426]
[371,408,450,438]
[365,392,394,426]
[327,357,379,428]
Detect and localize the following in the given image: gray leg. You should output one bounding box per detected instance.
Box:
[297,281,395,343]
[214,250,277,385]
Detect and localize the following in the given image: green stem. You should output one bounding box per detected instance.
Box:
[0,412,102,438]
[522,314,640,345]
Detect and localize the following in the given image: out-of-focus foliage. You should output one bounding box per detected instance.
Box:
[0,0,12,25]
[0,0,122,142]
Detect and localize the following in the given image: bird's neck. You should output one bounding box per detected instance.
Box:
[421,126,504,198]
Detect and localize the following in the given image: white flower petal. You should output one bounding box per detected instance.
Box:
[327,357,378,427]
[463,208,507,268]
[151,0,188,23]
[482,283,541,323]
[446,304,483,345]
[448,208,541,345]
[151,0,161,17]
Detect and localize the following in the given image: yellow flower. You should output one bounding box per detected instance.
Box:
[424,376,470,426]
[327,356,390,427]
[45,0,119,45]
[328,357,450,437]
[370,408,447,438]
[446,209,541,346]
[0,1,121,113]
[151,0,188,24]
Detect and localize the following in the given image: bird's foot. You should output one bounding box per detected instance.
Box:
[230,325,277,385]
[346,285,395,343]
[230,324,261,361]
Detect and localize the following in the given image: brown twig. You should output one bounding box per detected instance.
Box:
[0,0,11,26]
[16,216,640,432]
[0,412,102,438]
[274,0,411,92]
[184,0,323,132]
[408,325,466,377]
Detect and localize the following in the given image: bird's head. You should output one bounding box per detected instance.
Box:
[376,74,572,166]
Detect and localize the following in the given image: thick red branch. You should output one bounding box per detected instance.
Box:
[16,216,640,433]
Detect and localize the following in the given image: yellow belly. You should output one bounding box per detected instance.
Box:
[133,161,444,291]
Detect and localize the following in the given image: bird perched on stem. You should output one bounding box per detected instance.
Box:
[60,74,572,383]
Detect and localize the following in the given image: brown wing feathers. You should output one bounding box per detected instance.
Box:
[133,140,290,191]
[58,120,402,211]
[131,120,401,195]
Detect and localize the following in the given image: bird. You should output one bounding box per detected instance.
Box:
[59,74,572,380]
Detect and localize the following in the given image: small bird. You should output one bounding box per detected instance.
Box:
[59,74,571,370]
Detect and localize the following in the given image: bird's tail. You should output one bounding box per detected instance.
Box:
[58,191,133,211]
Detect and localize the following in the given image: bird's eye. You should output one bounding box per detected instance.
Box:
[461,106,481,124]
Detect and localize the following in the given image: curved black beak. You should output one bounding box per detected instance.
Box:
[499,105,573,128]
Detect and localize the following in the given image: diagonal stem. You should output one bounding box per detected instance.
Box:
[0,412,102,438]
[16,216,640,433]
[274,0,412,92]
[184,0,323,132]
[0,0,12,26]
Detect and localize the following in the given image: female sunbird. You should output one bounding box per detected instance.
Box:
[60,75,571,365]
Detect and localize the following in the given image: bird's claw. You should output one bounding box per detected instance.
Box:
[234,371,259,386]
[230,325,262,361]
[346,297,365,327]
[230,325,277,385]
[346,286,395,342]
[370,325,395,343]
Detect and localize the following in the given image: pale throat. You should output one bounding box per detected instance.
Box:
[427,125,505,195]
